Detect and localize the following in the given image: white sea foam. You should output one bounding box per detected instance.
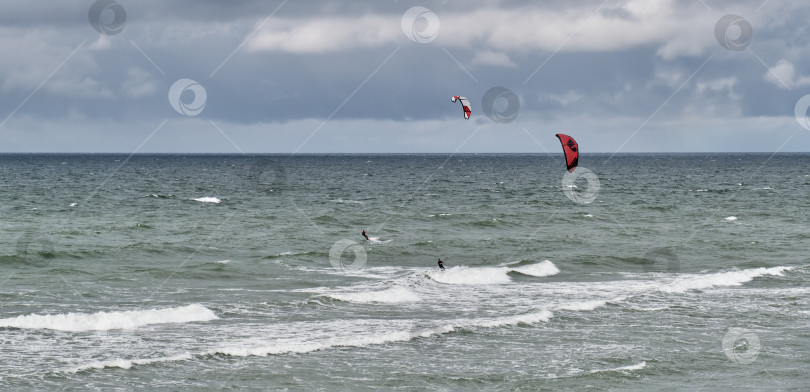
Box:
[511,260,560,277]
[211,311,553,358]
[427,266,511,285]
[66,353,193,373]
[590,361,647,374]
[724,216,737,221]
[211,331,414,357]
[213,260,231,264]
[555,300,608,311]
[326,286,421,304]
[0,304,218,332]
[330,198,364,204]
[466,310,553,328]
[192,197,221,204]
[660,267,791,293]
[367,237,392,244]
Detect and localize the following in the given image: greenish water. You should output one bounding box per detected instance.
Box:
[0,153,808,391]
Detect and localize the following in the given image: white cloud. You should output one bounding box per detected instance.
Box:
[121,67,159,98]
[696,76,739,100]
[470,50,516,68]
[244,2,723,58]
[763,59,810,89]
[545,91,583,107]
[247,15,398,53]
[87,35,113,51]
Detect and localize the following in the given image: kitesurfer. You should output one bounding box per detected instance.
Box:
[438,258,445,270]
[362,230,369,241]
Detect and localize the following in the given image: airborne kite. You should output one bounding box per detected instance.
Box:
[555,133,579,172]
[451,96,471,119]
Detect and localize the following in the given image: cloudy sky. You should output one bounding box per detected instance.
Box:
[1,0,809,153]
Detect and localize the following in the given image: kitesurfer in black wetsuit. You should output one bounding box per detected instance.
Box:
[438,258,445,270]
[362,230,369,240]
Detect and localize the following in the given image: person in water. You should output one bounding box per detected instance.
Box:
[438,258,445,270]
[362,230,369,240]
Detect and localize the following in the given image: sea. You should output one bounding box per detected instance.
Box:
[0,153,807,391]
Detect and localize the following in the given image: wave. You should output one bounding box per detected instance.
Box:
[210,310,554,358]
[142,194,175,199]
[325,286,421,304]
[590,361,647,374]
[66,353,194,373]
[724,216,738,221]
[427,261,561,285]
[510,260,560,277]
[264,251,318,259]
[191,197,221,204]
[464,310,553,328]
[427,266,512,285]
[367,237,392,244]
[554,300,610,312]
[0,304,217,332]
[659,266,791,294]
[330,198,364,204]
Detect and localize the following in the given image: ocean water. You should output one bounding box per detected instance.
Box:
[0,153,807,391]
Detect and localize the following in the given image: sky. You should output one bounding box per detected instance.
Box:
[1,0,810,153]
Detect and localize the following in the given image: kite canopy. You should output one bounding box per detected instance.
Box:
[451,96,471,119]
[555,133,579,172]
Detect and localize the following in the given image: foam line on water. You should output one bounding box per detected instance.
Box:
[589,361,647,374]
[191,197,220,204]
[510,260,560,277]
[0,304,218,332]
[659,266,791,293]
[210,310,554,358]
[65,353,194,373]
[324,286,421,303]
[427,266,512,284]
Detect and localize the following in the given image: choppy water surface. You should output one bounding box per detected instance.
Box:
[0,153,808,391]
